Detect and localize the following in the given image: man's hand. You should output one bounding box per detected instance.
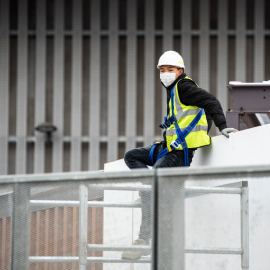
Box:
[221,128,238,138]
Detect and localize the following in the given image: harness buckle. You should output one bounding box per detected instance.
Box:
[171,140,180,149]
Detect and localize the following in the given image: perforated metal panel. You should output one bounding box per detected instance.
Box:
[5,165,270,269]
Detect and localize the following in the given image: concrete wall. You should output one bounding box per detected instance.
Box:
[104,124,270,269]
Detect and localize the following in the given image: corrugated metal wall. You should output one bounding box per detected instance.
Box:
[0,206,103,270]
[1,0,270,174]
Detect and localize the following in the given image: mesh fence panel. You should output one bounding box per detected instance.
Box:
[0,184,13,270]
[184,173,245,270]
[1,168,270,269]
[0,173,154,270]
[156,168,270,270]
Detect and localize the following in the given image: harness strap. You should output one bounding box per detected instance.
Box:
[149,142,160,165]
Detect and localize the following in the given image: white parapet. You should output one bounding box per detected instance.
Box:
[104,124,270,270]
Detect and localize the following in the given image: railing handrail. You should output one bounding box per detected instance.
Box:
[1,162,270,183]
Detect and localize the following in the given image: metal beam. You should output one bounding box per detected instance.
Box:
[89,0,101,170]
[254,0,264,82]
[87,244,150,252]
[125,0,137,151]
[52,0,64,172]
[144,0,155,146]
[16,0,28,174]
[185,247,242,254]
[34,0,46,173]
[30,200,142,208]
[236,0,246,82]
[162,0,173,118]
[71,0,83,171]
[199,0,210,90]
[107,0,119,162]
[241,114,261,128]
[185,186,242,194]
[181,0,191,75]
[29,256,151,263]
[217,0,228,112]
[87,244,242,255]
[0,0,9,175]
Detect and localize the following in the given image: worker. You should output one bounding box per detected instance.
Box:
[121,50,237,260]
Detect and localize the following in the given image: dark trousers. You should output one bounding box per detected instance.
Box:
[124,142,194,242]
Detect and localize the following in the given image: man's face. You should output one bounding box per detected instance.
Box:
[159,65,183,79]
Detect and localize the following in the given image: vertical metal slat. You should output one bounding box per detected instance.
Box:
[254,0,265,82]
[217,0,228,113]
[34,0,46,173]
[89,0,101,170]
[71,0,83,171]
[0,0,9,175]
[199,0,210,90]
[236,0,246,82]
[162,0,173,118]
[107,0,119,162]
[125,0,137,151]
[53,0,64,172]
[16,0,28,174]
[144,0,155,146]
[181,0,191,76]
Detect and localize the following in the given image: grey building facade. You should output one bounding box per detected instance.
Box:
[0,0,270,174]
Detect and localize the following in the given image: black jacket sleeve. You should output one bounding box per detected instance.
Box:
[177,79,227,131]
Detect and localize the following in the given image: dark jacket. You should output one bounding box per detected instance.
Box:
[161,73,227,149]
[164,72,227,133]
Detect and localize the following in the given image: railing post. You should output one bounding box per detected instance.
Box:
[241,184,249,270]
[12,183,30,270]
[79,183,88,270]
[152,170,158,270]
[157,174,185,270]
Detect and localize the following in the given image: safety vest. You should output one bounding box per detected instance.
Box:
[165,76,211,150]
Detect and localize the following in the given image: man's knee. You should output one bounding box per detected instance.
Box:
[124,149,134,163]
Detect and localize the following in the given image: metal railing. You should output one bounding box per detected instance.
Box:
[0,165,256,269]
[27,181,248,269]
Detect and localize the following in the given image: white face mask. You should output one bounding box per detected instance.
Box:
[160,72,177,87]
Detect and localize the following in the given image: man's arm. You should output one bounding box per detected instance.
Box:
[178,79,227,131]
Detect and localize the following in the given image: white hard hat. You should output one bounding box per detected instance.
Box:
[157,50,185,69]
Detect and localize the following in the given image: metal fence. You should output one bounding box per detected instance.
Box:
[3,164,270,269]
[1,0,270,175]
